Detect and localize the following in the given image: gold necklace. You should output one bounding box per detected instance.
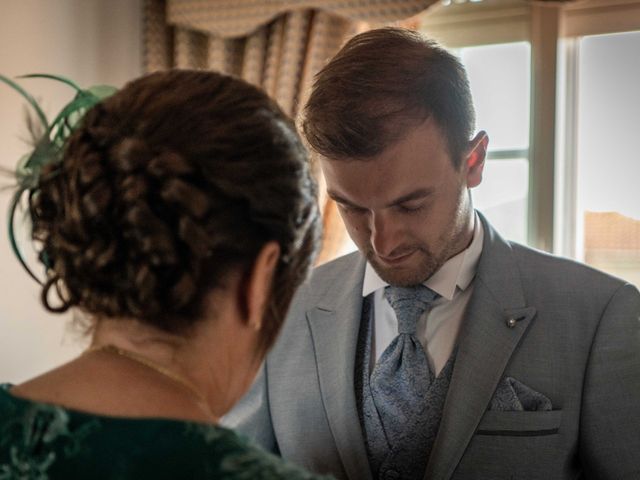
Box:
[84,344,216,423]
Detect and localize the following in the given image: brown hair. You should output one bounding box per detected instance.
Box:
[30,70,320,351]
[302,27,475,167]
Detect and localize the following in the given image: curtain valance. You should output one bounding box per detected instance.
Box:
[167,0,437,38]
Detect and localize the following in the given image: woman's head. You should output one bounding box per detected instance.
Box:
[30,70,320,352]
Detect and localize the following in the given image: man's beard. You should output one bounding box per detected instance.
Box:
[364,215,470,287]
[366,246,448,287]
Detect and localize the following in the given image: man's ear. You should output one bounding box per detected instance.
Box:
[240,241,281,331]
[465,131,488,188]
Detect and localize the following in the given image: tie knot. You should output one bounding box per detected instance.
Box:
[384,285,439,334]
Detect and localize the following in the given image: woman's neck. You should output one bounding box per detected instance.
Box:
[89,313,262,419]
[91,318,187,371]
[90,317,229,419]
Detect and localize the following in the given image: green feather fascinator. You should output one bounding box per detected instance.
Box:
[0,74,117,284]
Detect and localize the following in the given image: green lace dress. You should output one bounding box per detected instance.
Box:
[0,384,331,480]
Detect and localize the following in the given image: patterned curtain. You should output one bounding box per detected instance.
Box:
[143,0,439,263]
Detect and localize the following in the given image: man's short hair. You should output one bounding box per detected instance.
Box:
[302,27,475,168]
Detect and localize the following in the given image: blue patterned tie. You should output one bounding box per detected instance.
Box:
[370,285,439,454]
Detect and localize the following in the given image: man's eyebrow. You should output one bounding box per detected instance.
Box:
[327,191,366,209]
[385,188,434,207]
[327,188,434,210]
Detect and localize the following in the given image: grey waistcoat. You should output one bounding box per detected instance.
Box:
[355,295,457,480]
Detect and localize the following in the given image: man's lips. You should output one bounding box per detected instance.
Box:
[376,249,417,266]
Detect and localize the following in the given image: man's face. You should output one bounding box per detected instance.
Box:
[320,117,486,287]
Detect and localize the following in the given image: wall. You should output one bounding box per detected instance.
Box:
[0,0,143,382]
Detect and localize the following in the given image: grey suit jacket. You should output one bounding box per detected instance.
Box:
[225,214,640,479]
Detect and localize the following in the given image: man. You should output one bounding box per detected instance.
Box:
[225,28,640,480]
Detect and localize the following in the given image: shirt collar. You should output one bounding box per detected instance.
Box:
[362,213,484,300]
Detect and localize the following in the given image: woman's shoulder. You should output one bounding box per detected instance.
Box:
[0,384,331,479]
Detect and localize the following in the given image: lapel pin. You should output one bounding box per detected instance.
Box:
[506,315,526,328]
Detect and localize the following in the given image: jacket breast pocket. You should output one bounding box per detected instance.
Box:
[452,410,565,478]
[475,410,562,437]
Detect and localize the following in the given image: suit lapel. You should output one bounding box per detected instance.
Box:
[307,254,373,480]
[425,214,537,480]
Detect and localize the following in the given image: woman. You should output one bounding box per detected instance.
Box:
[0,70,325,478]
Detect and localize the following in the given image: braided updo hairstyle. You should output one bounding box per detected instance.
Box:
[30,70,320,351]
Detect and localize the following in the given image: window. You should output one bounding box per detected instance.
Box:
[459,41,531,244]
[558,30,640,285]
[419,0,640,286]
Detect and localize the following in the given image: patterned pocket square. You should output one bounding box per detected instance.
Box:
[489,377,552,412]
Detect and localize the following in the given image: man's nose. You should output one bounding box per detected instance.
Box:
[370,211,402,258]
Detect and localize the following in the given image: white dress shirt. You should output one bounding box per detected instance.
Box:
[362,215,484,376]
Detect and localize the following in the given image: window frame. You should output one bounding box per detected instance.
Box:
[419,0,640,253]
